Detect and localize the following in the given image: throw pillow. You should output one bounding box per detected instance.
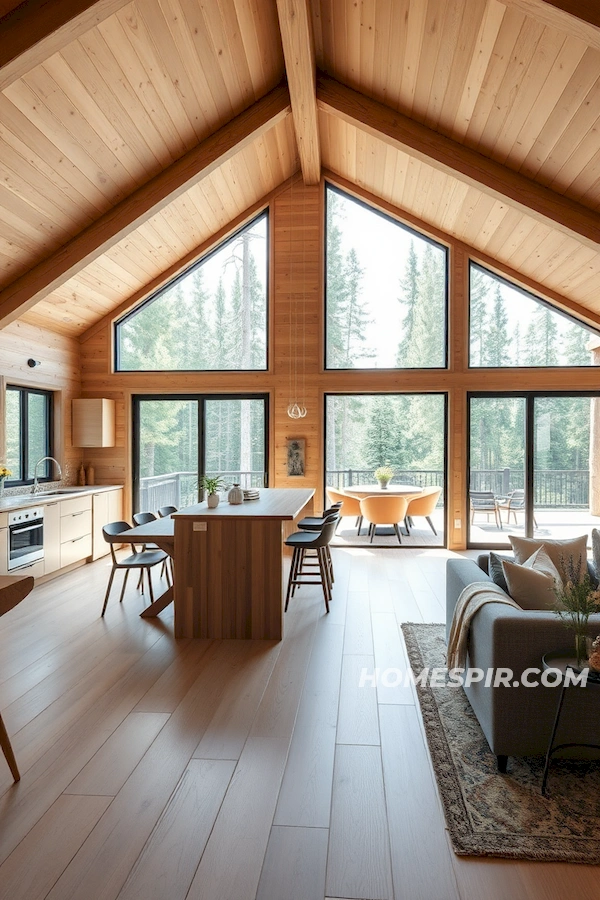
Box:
[508,534,588,585]
[502,548,563,611]
[488,552,512,593]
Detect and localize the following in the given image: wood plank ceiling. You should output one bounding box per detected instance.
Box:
[0,0,599,336]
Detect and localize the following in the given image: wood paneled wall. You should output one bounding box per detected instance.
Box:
[78,174,600,547]
[0,320,82,482]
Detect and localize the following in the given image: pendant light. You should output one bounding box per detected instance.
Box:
[287,174,307,419]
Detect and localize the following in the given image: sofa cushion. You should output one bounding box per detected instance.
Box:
[502,548,562,610]
[508,534,587,584]
[488,551,512,593]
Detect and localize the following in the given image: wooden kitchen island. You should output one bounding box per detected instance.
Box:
[173,488,314,640]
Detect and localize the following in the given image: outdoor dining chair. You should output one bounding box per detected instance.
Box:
[406,486,442,535]
[359,495,409,544]
[469,490,502,529]
[326,487,363,534]
[495,489,538,527]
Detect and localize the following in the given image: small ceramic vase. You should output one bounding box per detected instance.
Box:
[228,483,244,505]
[207,492,220,508]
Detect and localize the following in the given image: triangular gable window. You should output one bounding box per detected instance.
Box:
[115,211,268,371]
[469,262,599,367]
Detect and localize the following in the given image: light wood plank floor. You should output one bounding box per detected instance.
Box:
[1,548,598,900]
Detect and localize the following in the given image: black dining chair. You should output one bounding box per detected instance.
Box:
[284,519,338,614]
[157,505,178,517]
[101,521,169,617]
[133,511,171,582]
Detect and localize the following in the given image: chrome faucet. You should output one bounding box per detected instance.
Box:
[32,456,62,494]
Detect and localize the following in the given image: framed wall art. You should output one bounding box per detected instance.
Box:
[286,438,305,476]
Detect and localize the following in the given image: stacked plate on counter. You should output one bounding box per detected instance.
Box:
[243,489,260,501]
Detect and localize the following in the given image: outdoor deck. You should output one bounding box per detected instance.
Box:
[332,508,599,548]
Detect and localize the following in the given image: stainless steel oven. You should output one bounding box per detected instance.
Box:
[8,507,44,571]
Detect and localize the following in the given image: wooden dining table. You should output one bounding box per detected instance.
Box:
[120,488,315,640]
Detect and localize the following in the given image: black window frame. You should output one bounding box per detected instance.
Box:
[468,261,600,369]
[324,182,449,371]
[132,392,270,514]
[114,209,270,373]
[5,385,54,487]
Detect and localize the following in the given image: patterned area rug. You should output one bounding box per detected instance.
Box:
[401,623,600,863]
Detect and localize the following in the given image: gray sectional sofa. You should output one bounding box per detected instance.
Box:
[446,556,600,771]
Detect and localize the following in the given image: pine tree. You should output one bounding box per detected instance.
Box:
[364,397,399,469]
[564,323,591,365]
[325,191,349,367]
[525,306,559,365]
[402,244,445,367]
[396,240,419,365]
[469,266,490,366]
[482,284,510,367]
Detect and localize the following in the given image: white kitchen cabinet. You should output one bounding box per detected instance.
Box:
[43,501,61,575]
[0,526,7,577]
[60,495,92,569]
[92,488,123,559]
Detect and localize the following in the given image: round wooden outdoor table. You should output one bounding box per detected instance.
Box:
[340,484,424,499]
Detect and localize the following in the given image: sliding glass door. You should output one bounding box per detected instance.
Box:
[133,394,268,513]
[469,393,597,547]
[324,393,447,546]
[469,396,526,548]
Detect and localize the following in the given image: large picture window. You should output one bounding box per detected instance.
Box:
[325,185,447,369]
[132,394,268,513]
[469,263,598,367]
[116,212,268,372]
[5,386,53,485]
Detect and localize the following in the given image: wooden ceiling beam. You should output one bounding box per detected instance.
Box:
[501,1,600,52]
[0,0,132,91]
[276,0,321,185]
[317,74,600,252]
[0,84,291,329]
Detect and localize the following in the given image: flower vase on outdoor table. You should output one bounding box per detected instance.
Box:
[374,465,394,490]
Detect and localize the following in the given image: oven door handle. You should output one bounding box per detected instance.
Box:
[11,523,43,534]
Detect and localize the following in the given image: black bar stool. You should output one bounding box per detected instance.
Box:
[297,509,339,586]
[284,519,338,614]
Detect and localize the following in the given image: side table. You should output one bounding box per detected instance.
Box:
[541,651,600,796]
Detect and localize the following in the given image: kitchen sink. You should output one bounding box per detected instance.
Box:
[36,487,91,496]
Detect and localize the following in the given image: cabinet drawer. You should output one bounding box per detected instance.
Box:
[60,495,92,517]
[60,533,92,568]
[61,509,92,543]
[10,558,45,580]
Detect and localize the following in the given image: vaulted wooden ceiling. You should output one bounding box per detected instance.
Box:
[0,0,599,337]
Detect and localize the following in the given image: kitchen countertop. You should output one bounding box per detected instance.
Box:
[0,485,124,513]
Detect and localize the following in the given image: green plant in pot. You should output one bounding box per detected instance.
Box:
[200,474,226,508]
[374,465,394,490]
[554,556,600,666]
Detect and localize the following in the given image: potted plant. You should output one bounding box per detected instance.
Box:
[374,465,394,490]
[200,474,225,508]
[554,556,600,666]
[0,464,12,498]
